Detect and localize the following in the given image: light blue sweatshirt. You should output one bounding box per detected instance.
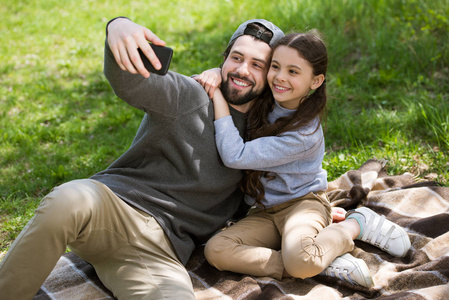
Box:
[214,101,328,208]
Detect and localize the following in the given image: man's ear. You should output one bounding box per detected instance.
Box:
[311,74,325,90]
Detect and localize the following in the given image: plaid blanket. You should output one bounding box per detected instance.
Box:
[34,160,449,299]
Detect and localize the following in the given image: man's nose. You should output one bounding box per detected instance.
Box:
[236,63,250,77]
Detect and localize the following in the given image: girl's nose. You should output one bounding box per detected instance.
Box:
[275,72,286,82]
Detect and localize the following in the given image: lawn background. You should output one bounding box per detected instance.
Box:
[1,0,448,255]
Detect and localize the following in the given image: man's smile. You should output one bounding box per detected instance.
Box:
[228,74,254,89]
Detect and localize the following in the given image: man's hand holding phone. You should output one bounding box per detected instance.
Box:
[138,44,173,76]
[107,18,171,78]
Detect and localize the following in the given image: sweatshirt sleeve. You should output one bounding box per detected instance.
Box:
[103,38,208,118]
[214,116,323,171]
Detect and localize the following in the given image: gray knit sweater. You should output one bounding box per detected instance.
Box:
[91,40,247,265]
[214,101,328,208]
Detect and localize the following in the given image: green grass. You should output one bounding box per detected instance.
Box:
[1,0,448,255]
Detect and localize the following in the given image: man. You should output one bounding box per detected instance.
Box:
[0,17,284,299]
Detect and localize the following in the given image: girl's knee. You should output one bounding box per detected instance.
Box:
[284,256,325,279]
[283,248,326,279]
[204,235,234,270]
[204,235,221,264]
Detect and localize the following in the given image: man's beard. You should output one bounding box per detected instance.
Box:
[221,74,262,106]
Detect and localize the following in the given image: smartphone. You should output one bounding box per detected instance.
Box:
[138,43,173,75]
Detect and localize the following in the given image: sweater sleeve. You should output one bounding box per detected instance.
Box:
[103,38,208,118]
[214,116,323,171]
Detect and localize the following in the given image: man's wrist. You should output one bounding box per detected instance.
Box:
[106,16,130,36]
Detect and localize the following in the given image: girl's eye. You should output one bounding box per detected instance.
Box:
[289,69,298,74]
[270,64,279,70]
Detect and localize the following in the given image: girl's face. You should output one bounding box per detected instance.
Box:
[267,45,324,110]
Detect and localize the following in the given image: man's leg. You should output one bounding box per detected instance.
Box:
[0,179,108,299]
[0,179,194,300]
[71,185,195,300]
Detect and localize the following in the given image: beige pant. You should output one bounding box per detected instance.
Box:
[0,179,194,300]
[204,192,355,280]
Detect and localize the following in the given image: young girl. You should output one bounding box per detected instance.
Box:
[196,31,410,288]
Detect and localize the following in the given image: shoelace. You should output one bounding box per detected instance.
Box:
[361,214,396,250]
[327,266,356,285]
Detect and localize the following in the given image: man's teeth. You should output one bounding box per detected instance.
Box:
[233,79,249,87]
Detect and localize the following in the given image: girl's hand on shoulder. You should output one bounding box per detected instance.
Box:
[194,68,222,98]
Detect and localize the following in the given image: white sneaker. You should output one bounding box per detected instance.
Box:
[320,253,374,288]
[347,207,411,257]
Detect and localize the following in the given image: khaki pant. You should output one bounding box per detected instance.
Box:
[0,179,194,300]
[204,192,355,280]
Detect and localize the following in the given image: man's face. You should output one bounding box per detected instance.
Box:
[221,35,272,108]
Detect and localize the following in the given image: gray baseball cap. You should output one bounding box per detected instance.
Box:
[228,19,284,48]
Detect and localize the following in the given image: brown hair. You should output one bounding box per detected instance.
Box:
[241,30,329,207]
